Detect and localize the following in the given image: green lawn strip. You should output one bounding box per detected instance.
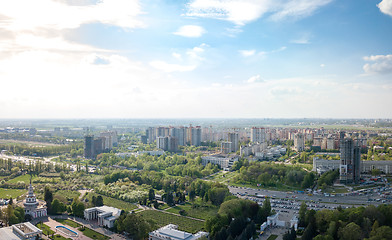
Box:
[37,222,55,236]
[87,192,138,212]
[7,174,37,184]
[157,203,170,210]
[137,210,205,234]
[54,190,80,200]
[53,235,72,240]
[267,234,278,240]
[0,188,26,199]
[165,202,218,220]
[78,227,110,240]
[54,218,82,228]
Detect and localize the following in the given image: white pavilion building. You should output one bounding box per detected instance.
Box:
[20,180,47,218]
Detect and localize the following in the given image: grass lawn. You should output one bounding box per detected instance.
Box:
[7,174,37,184]
[37,222,55,236]
[53,235,72,240]
[207,171,237,183]
[78,227,110,240]
[165,202,218,220]
[54,218,82,228]
[87,192,138,212]
[0,188,26,199]
[54,190,80,200]
[156,203,170,210]
[138,210,205,233]
[267,234,278,240]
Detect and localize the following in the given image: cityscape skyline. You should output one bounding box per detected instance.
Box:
[0,0,391,119]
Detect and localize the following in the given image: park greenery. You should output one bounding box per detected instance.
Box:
[298,202,392,240]
[1,126,392,240]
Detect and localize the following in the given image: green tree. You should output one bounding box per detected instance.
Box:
[338,222,362,240]
[71,199,85,217]
[299,202,307,227]
[44,186,53,214]
[95,195,104,207]
[118,214,152,240]
[369,225,392,240]
[148,189,155,201]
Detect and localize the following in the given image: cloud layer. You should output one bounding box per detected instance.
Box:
[186,0,333,25]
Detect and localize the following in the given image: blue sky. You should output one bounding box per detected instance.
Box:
[0,0,391,118]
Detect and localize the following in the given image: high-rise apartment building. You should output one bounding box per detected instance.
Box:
[100,131,118,150]
[294,133,305,152]
[340,136,361,184]
[251,127,266,143]
[84,135,94,159]
[228,132,239,152]
[190,126,202,146]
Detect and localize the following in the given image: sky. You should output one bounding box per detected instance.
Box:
[0,0,391,119]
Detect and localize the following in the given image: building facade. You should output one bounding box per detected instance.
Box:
[22,181,47,219]
[84,206,121,228]
[149,224,208,240]
[340,138,361,184]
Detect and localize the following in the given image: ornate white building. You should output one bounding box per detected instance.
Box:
[21,180,47,218]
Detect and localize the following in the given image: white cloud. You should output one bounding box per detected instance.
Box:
[239,50,256,57]
[269,0,333,21]
[320,63,325,67]
[0,0,144,31]
[149,60,196,72]
[363,54,392,74]
[186,0,332,25]
[378,0,392,17]
[290,33,312,44]
[173,25,206,38]
[172,53,182,61]
[247,74,263,83]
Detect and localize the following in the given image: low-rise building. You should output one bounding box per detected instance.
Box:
[149,224,208,240]
[201,155,238,170]
[84,206,121,228]
[0,222,42,240]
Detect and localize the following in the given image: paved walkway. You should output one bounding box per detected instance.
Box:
[33,215,128,240]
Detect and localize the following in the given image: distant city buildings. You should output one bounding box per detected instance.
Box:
[84,131,117,159]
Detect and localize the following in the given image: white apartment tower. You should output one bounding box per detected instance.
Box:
[251,127,266,143]
[294,133,305,152]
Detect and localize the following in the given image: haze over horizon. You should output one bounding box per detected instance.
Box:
[0,0,391,119]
